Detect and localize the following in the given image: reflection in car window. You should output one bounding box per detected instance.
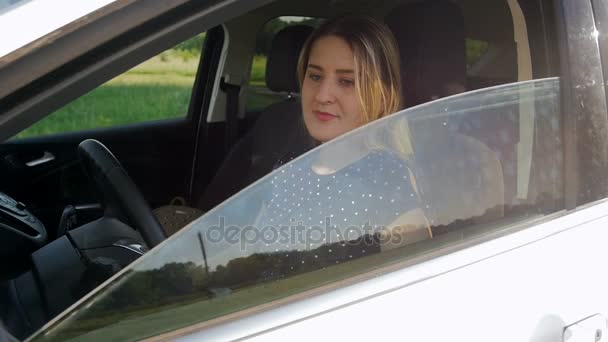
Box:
[0,0,25,11]
[31,78,562,341]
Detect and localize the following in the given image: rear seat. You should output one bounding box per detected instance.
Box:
[386,0,467,108]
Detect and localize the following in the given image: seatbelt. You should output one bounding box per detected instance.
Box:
[220,75,242,154]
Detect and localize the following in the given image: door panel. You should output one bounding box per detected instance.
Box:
[0,119,195,236]
[188,200,608,342]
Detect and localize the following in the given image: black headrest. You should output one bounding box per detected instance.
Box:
[265,25,314,93]
[386,0,466,108]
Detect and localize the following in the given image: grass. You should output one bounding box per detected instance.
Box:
[15,52,198,139]
[249,55,268,86]
[14,52,279,139]
[16,84,193,138]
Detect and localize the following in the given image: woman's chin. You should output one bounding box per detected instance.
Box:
[304,118,352,143]
[307,129,337,143]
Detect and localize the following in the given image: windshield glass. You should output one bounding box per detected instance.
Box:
[31,78,562,341]
[0,0,117,58]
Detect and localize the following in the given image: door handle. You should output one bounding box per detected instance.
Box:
[25,151,55,167]
[564,314,607,342]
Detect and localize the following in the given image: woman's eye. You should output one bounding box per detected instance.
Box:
[308,73,321,81]
[339,79,354,87]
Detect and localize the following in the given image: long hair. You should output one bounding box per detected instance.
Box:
[297,16,402,122]
[297,16,413,157]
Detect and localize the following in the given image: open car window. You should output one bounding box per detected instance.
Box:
[31,78,562,341]
[12,31,207,139]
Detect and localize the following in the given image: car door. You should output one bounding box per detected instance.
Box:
[25,76,584,342]
[27,10,608,339]
[182,2,606,341]
[16,0,608,341]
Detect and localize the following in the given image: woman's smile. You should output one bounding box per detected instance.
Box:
[313,111,339,122]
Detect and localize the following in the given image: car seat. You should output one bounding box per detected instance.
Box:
[386,0,505,233]
[196,25,313,211]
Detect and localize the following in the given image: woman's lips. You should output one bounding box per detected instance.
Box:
[314,111,338,122]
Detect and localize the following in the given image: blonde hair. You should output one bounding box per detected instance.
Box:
[297,16,413,156]
[297,16,402,122]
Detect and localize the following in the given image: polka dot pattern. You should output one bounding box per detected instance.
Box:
[255,150,422,250]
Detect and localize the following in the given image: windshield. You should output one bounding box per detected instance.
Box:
[0,0,117,59]
[31,78,562,341]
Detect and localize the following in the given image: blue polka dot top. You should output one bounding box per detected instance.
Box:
[254,149,422,250]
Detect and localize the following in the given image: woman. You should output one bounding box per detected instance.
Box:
[298,16,402,144]
[255,16,431,257]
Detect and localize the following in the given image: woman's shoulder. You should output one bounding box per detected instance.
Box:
[343,149,414,191]
[346,149,420,210]
[358,149,411,172]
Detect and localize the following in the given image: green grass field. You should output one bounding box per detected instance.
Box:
[15,52,280,139]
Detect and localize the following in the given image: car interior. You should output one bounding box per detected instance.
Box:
[0,0,560,339]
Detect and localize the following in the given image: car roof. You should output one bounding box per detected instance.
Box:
[0,0,119,60]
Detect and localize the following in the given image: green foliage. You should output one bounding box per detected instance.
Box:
[173,32,206,54]
[90,262,210,313]
[466,38,489,68]
[249,55,267,85]
[15,84,192,139]
[254,17,321,54]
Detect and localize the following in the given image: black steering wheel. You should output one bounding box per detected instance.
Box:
[77,139,166,247]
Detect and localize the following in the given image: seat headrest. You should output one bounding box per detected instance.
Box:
[265,25,314,93]
[386,0,466,108]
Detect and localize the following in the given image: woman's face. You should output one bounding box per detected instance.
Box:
[301,35,364,143]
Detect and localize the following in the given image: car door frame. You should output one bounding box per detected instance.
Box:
[556,0,608,208]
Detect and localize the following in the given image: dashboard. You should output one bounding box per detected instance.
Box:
[0,192,47,261]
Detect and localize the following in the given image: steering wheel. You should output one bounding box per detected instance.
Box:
[77,139,166,247]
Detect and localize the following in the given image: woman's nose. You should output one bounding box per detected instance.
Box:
[315,79,336,104]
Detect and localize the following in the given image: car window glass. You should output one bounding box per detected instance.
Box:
[0,0,25,10]
[245,17,321,112]
[31,77,563,342]
[12,32,206,140]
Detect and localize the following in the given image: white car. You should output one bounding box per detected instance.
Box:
[0,0,607,341]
